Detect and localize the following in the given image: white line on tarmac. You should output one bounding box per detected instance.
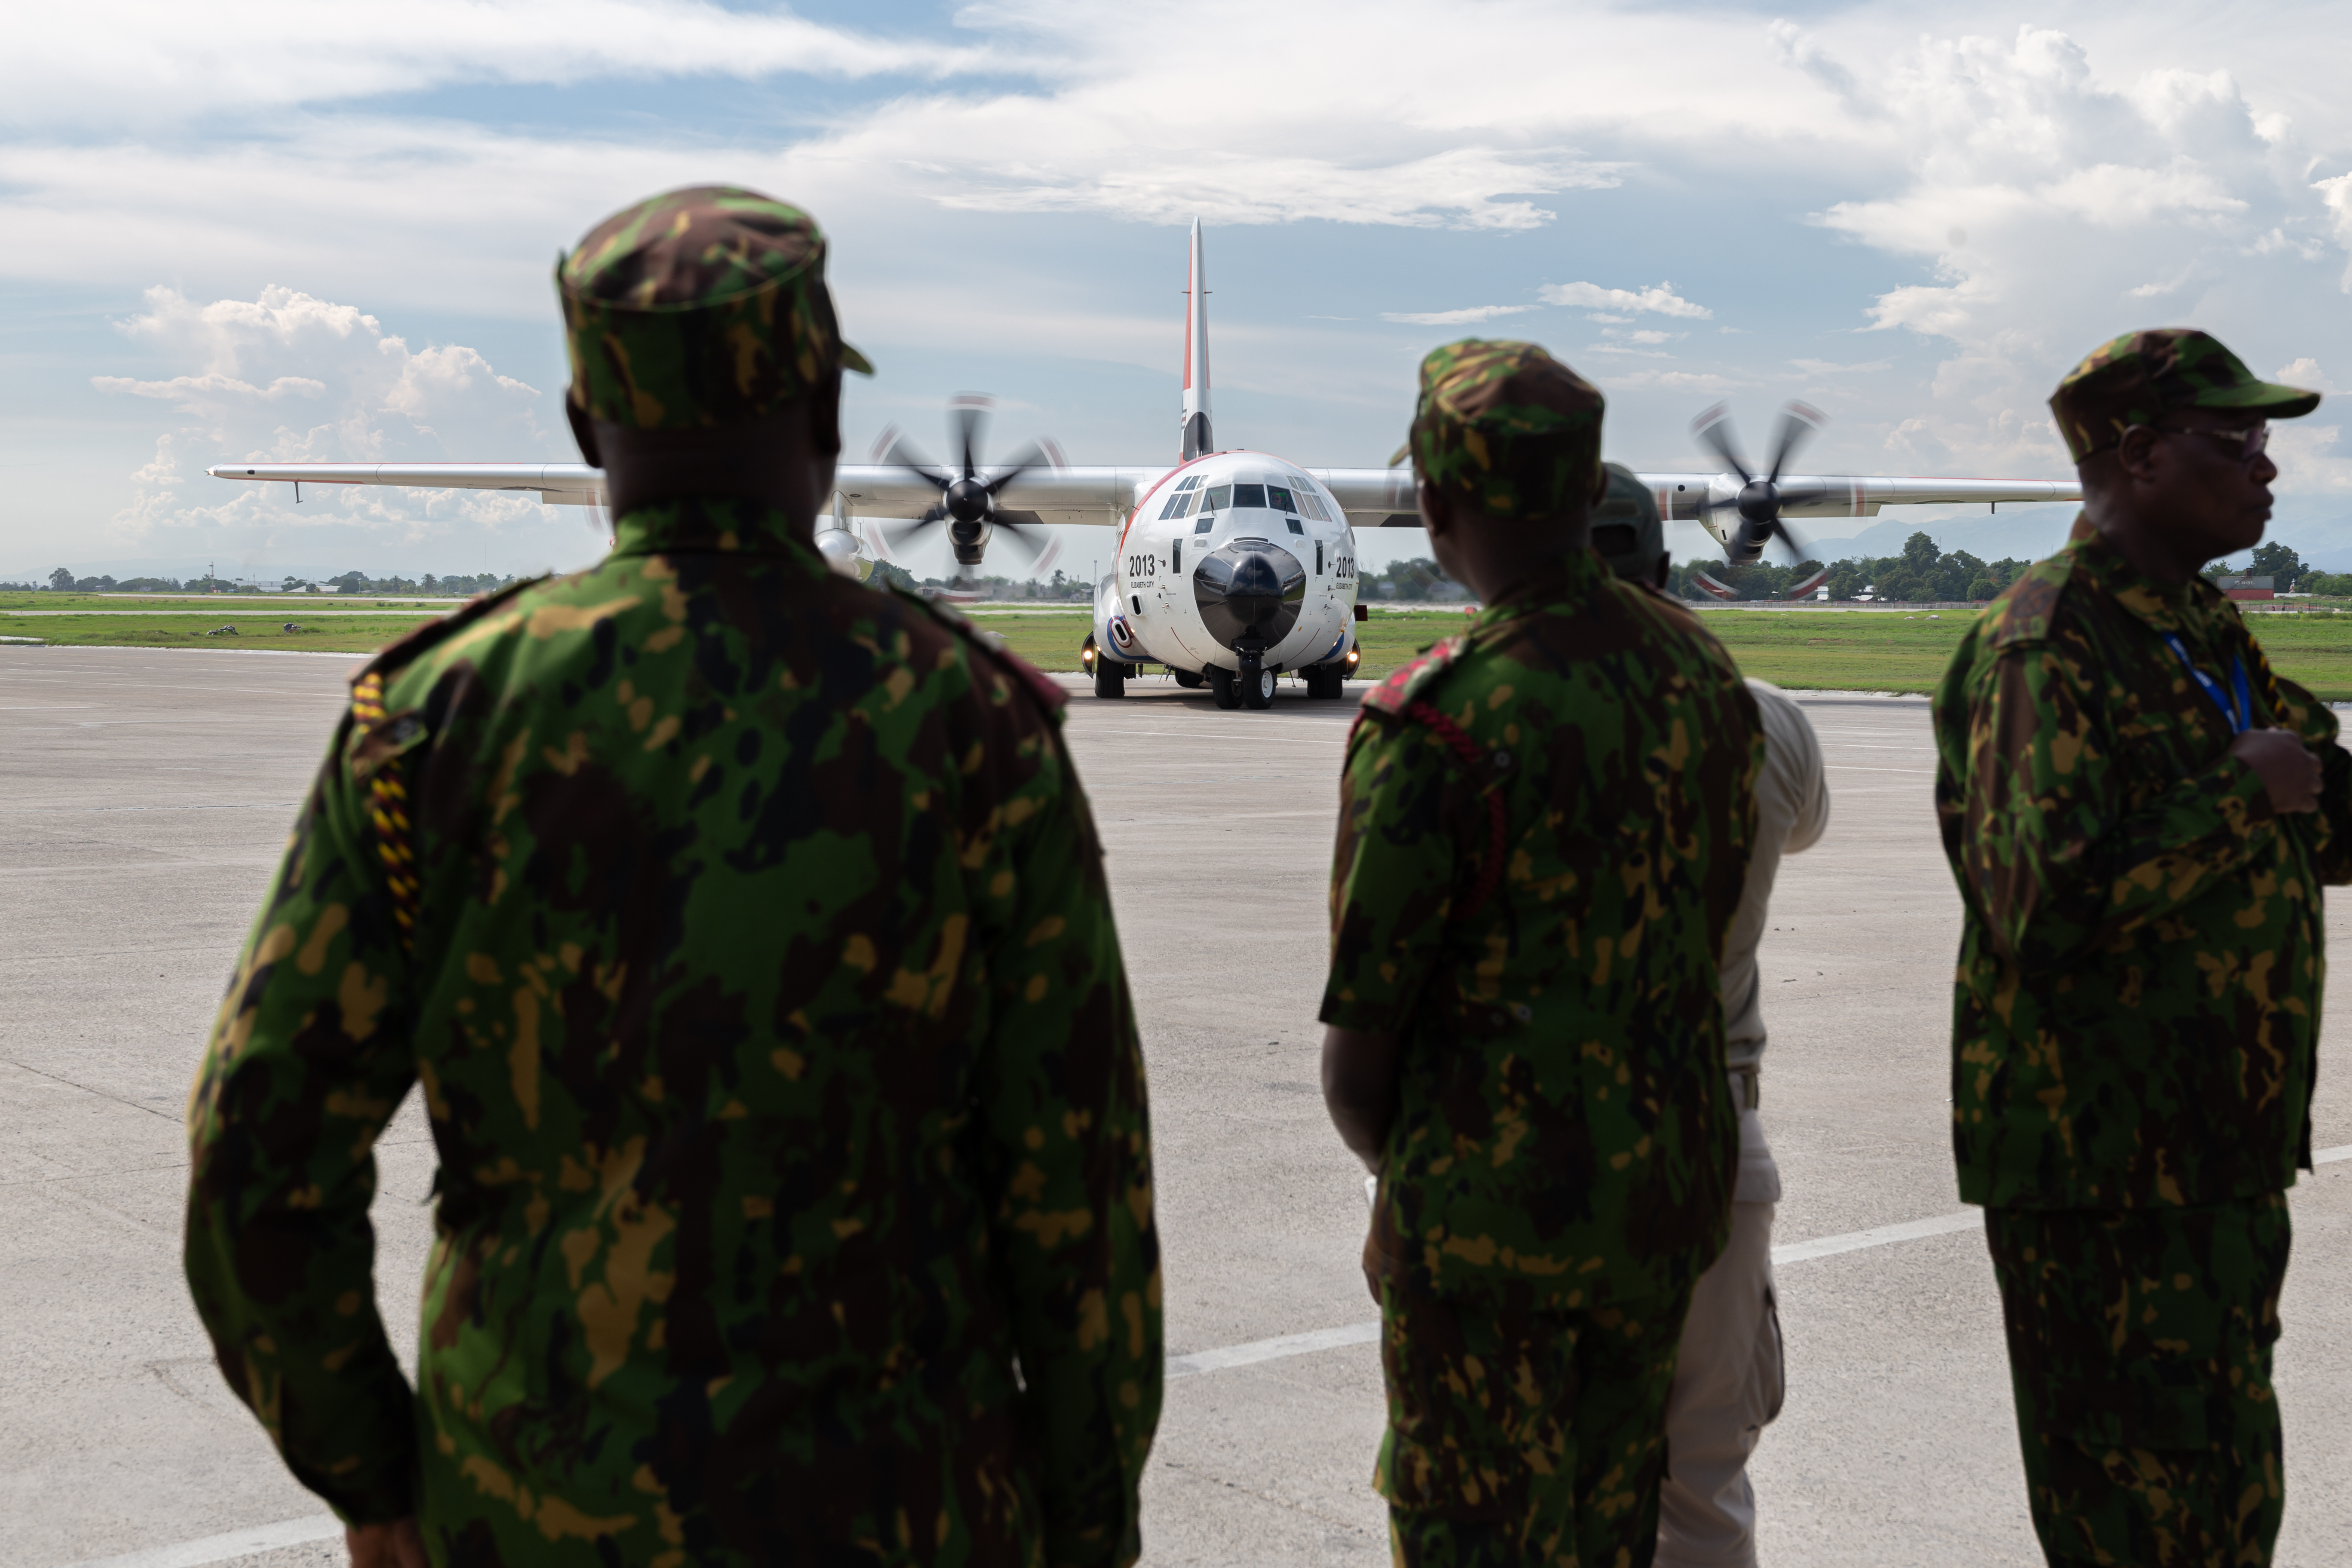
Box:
[57,1514,343,1568]
[57,1145,2352,1568]
[1168,1143,2352,1383]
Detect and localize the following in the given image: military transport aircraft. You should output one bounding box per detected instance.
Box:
[208,220,2079,710]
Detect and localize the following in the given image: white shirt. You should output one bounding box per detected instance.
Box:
[1721,680,1829,1202]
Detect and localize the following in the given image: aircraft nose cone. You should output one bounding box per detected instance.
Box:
[1193,539,1306,651]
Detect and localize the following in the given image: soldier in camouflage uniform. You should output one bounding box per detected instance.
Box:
[184,186,1162,1568]
[1320,340,1761,1567]
[1934,329,2339,1566]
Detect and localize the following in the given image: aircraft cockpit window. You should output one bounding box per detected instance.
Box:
[1156,489,1196,521]
[1294,490,1331,522]
[1193,517,1213,534]
[1177,474,1203,490]
[1231,483,1265,508]
[1205,484,1232,510]
[1286,517,1304,535]
[1266,485,1294,512]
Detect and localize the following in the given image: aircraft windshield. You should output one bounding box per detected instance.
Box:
[1231,483,1265,508]
[1267,486,1293,511]
[1206,484,1232,510]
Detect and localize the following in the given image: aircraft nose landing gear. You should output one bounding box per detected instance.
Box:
[1209,668,1241,709]
[1238,654,1274,710]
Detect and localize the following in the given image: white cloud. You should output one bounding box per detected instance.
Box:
[2269,423,2352,493]
[2318,174,2352,288]
[1791,358,1894,374]
[1604,369,1748,393]
[2275,357,2339,392]
[17,1,2352,567]
[1540,281,1712,318]
[1785,19,2352,484]
[90,285,559,555]
[0,1,997,129]
[1378,305,1534,325]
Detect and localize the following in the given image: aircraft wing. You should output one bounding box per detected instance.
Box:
[208,461,2078,533]
[1312,467,2082,527]
[1635,472,2082,522]
[205,461,606,505]
[206,459,1164,527]
[834,465,1158,527]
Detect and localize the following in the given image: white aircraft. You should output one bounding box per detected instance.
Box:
[208,221,2080,710]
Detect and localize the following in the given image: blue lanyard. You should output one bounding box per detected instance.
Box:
[2162,633,2251,735]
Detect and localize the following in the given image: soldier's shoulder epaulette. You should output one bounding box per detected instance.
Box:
[1359,634,1469,722]
[353,575,546,689]
[344,576,545,781]
[883,581,1069,722]
[1979,553,2078,653]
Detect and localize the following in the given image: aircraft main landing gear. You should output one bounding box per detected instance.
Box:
[1173,669,1204,689]
[1093,659,1125,698]
[1304,665,1346,698]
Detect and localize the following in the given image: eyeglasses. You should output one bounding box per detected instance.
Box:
[2151,423,2270,461]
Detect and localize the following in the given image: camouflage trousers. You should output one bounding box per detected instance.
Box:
[1983,1193,2291,1568]
[1375,1279,1693,1568]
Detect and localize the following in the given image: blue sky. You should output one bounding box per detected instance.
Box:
[6,0,2352,585]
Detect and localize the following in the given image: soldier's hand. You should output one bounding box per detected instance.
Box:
[2232,727,2322,814]
[346,1519,426,1568]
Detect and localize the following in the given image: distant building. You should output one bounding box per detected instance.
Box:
[2212,574,2276,601]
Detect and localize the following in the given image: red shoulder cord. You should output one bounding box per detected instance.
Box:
[1402,700,1508,922]
[351,673,420,955]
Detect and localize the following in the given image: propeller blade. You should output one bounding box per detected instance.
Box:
[1765,401,1826,484]
[949,394,992,481]
[871,425,951,492]
[989,521,1045,574]
[1690,402,1753,484]
[983,440,1049,496]
[1772,515,1816,565]
[880,508,948,553]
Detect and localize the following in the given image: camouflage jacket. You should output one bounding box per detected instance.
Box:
[1933,520,2352,1210]
[184,501,1161,1566]
[1320,552,1761,1311]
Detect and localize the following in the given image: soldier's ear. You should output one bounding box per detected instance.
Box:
[1416,477,1452,539]
[810,368,844,461]
[565,395,603,468]
[2113,423,2163,486]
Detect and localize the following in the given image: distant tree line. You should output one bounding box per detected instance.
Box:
[34,567,528,596]
[2205,541,2352,596]
[910,567,1089,600]
[1672,533,2037,603]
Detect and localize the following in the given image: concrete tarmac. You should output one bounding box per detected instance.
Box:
[3,645,2349,1567]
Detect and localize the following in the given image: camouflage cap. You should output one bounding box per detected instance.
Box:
[2050,328,2318,462]
[557,185,873,431]
[1402,339,1605,522]
[1589,462,1666,583]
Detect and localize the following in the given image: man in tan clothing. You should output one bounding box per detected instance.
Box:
[1592,487,1829,1566]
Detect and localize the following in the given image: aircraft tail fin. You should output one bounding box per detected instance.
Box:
[1181,218,1212,461]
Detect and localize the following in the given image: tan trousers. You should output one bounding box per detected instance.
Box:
[1656,1199,1783,1567]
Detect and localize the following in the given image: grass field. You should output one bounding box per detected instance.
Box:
[12,597,2352,699]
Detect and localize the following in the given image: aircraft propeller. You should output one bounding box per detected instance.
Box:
[1692,401,1831,592]
[870,394,1063,584]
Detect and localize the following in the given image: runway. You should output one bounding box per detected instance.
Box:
[4,646,2349,1567]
